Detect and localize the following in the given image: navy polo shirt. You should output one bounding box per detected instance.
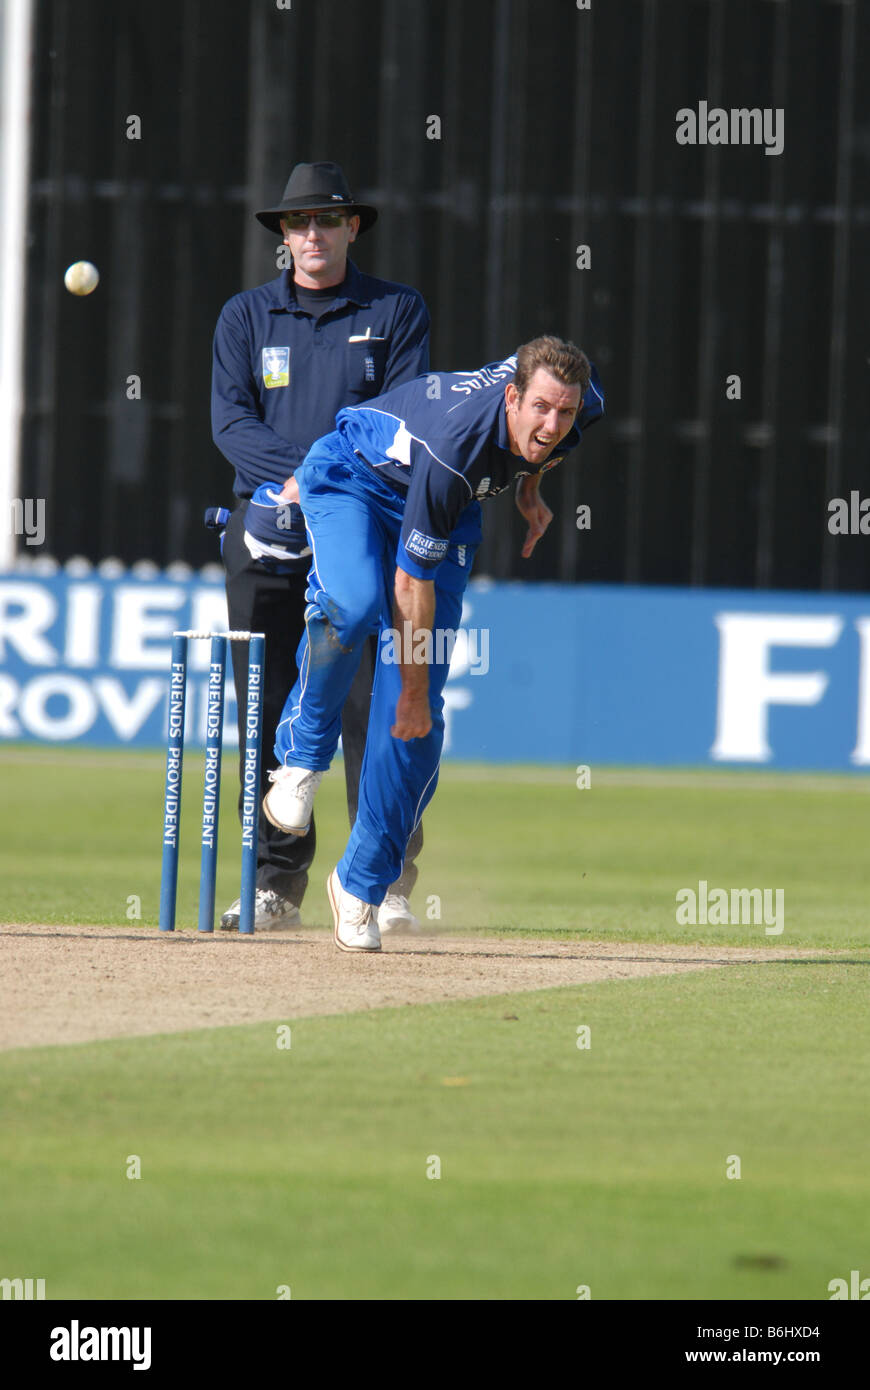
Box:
[334,355,605,578]
[211,259,430,499]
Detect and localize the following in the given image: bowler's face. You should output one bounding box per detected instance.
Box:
[504,368,582,464]
[281,211,360,288]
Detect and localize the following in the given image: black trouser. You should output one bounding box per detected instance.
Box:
[223,503,422,906]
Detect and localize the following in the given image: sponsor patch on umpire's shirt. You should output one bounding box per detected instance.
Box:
[262,346,290,389]
[405,529,448,561]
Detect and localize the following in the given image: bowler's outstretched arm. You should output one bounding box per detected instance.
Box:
[391,567,435,741]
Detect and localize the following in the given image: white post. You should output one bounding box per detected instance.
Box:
[0,0,36,568]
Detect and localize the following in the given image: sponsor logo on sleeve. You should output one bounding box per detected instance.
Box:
[405,529,449,561]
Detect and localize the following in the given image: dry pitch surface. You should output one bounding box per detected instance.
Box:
[0,923,830,1051]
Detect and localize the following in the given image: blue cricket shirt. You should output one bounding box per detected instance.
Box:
[335,354,605,578]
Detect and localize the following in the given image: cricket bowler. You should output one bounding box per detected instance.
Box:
[259,335,604,951]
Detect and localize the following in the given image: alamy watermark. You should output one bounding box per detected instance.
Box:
[6,497,45,546]
[50,1321,151,1370]
[828,492,870,535]
[380,622,490,676]
[1,1276,45,1299]
[676,102,784,157]
[676,880,784,935]
[829,1270,870,1300]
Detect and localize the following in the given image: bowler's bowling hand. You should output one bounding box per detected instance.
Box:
[391,688,432,741]
[278,474,300,505]
[516,479,553,558]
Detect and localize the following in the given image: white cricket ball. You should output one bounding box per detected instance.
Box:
[64,261,100,296]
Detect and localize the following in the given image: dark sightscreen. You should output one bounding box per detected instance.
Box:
[19,0,870,590]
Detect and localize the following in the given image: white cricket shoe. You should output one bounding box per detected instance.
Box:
[219,890,302,932]
[263,766,323,835]
[376,893,421,935]
[327,869,381,953]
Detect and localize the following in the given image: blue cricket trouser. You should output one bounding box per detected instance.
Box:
[274,432,477,905]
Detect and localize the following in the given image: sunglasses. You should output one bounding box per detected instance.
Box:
[282,212,348,230]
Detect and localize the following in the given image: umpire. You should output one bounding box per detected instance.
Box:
[211,161,429,931]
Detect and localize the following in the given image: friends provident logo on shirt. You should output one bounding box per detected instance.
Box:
[405,530,448,561]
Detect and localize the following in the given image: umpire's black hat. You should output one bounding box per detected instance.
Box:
[255,162,378,236]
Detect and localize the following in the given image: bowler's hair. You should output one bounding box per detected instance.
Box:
[513,336,590,400]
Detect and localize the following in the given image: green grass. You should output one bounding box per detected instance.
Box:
[1,747,868,946]
[0,963,866,1300]
[2,747,867,1300]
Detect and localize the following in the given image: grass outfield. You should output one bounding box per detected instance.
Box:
[0,747,868,945]
[2,748,867,1300]
[0,964,865,1300]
